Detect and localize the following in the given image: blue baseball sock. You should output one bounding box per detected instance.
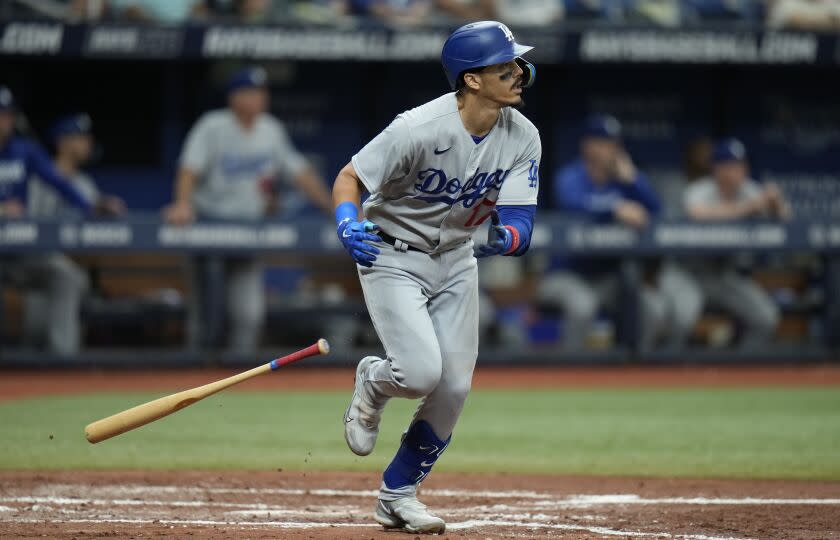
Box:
[383,420,451,490]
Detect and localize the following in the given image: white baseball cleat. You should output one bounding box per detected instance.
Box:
[343,356,385,456]
[375,496,446,534]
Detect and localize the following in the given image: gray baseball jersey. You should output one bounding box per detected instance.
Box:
[352,92,541,253]
[180,109,307,220]
[28,170,99,218]
[684,175,767,272]
[684,176,764,211]
[349,93,541,490]
[683,177,761,273]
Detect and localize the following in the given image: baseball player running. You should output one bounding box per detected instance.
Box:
[333,22,541,534]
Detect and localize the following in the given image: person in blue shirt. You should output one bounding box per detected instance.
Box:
[0,88,94,217]
[0,87,120,356]
[538,114,697,351]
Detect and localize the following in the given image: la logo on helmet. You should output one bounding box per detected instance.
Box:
[498,24,514,42]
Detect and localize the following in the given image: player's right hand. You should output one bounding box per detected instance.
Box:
[0,198,25,219]
[93,195,126,218]
[163,201,195,226]
[337,218,382,268]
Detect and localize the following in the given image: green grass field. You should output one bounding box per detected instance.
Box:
[1,388,838,480]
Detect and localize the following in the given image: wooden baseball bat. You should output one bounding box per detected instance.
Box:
[84,339,330,444]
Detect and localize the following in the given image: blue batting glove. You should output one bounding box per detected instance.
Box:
[335,202,382,268]
[475,210,513,258]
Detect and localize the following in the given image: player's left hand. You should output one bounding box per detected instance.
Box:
[475,210,514,258]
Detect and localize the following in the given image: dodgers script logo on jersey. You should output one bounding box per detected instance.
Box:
[220,153,273,178]
[413,167,512,208]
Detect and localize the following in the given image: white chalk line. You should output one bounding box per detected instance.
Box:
[224,509,563,523]
[0,497,636,524]
[5,517,370,530]
[0,495,350,512]
[1,496,578,524]
[6,495,831,527]
[37,483,554,500]
[448,520,754,540]
[2,517,754,540]
[11,489,840,507]
[532,494,840,507]
[5,484,832,539]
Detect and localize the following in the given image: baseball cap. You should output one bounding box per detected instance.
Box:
[0,86,15,111]
[227,66,268,95]
[49,113,93,145]
[712,138,747,163]
[583,114,622,140]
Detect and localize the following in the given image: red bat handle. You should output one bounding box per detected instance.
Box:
[269,338,330,370]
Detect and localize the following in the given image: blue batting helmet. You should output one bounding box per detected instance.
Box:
[441,21,535,90]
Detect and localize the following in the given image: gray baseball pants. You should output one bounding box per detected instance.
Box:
[12,253,89,356]
[538,263,701,350]
[357,239,479,442]
[187,256,264,353]
[692,269,779,348]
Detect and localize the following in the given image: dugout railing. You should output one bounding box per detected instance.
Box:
[1,214,838,367]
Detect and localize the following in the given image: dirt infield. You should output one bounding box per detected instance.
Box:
[3,366,838,538]
[1,471,838,539]
[3,364,840,401]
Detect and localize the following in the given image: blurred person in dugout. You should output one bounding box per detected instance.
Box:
[163,66,332,353]
[23,113,126,353]
[0,90,123,356]
[538,114,698,351]
[348,0,433,25]
[683,138,791,349]
[426,0,564,26]
[765,0,840,31]
[106,0,209,22]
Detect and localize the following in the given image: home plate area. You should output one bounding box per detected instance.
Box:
[1,472,838,539]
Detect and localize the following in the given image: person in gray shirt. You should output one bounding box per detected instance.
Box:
[24,113,125,355]
[683,138,791,349]
[163,66,332,353]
